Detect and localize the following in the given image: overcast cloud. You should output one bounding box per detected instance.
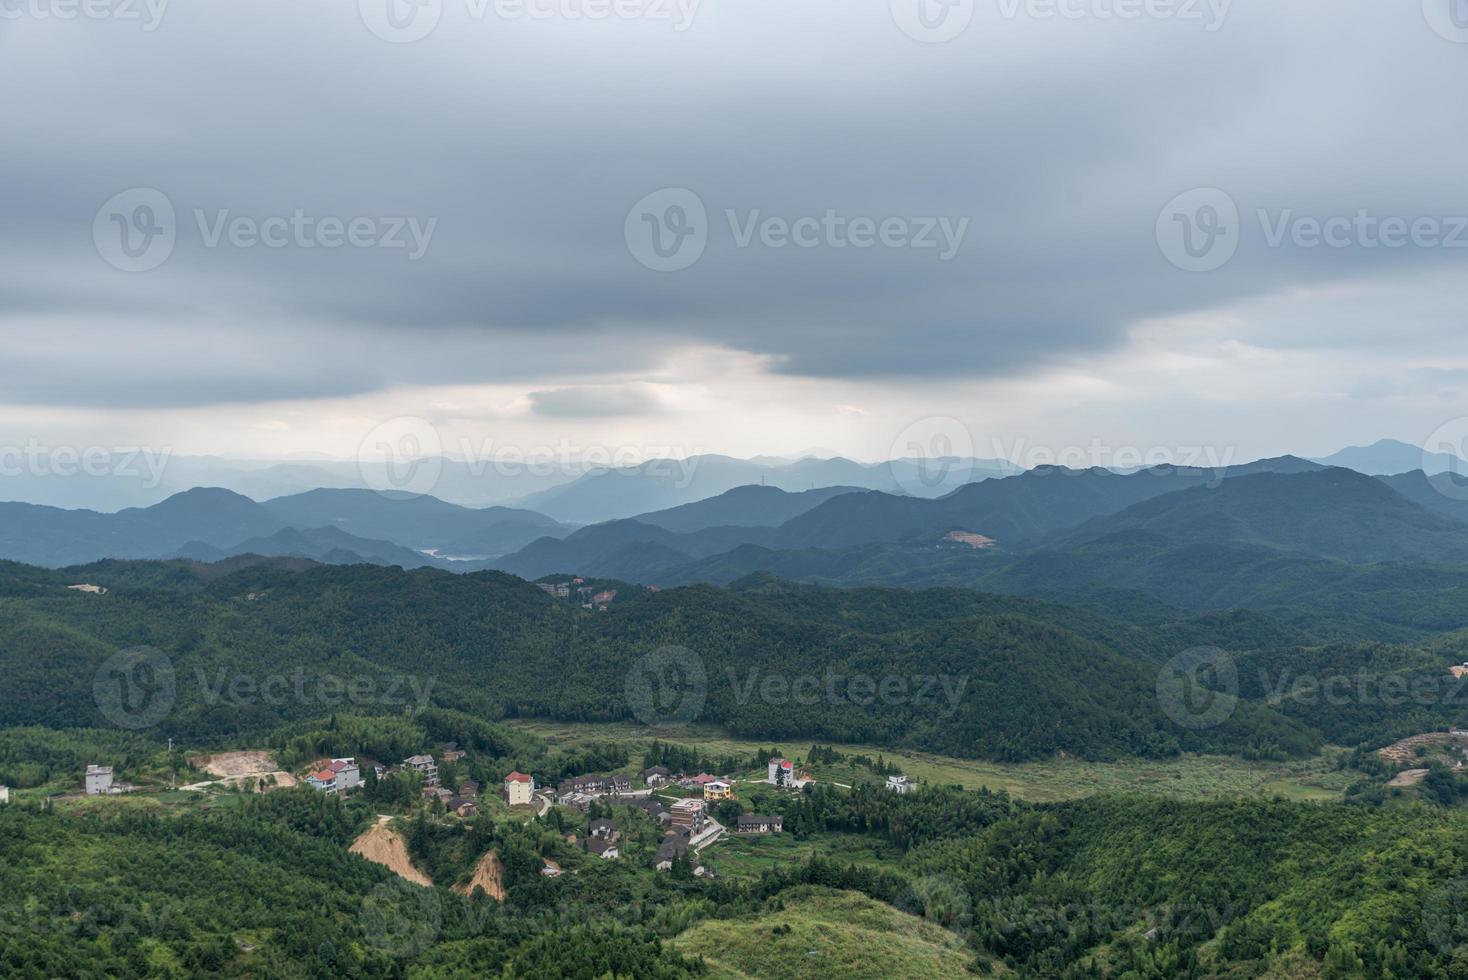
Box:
[0,0,1465,463]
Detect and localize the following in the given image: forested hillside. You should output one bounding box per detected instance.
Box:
[0,558,1334,762]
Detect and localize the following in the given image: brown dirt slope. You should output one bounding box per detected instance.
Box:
[350,817,432,887]
[453,849,507,902]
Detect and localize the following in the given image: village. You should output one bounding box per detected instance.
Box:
[46,743,917,883]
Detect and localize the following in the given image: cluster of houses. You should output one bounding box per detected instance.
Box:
[536,578,618,611]
[423,780,480,818]
[305,758,361,794]
[302,743,494,820]
[585,817,620,859]
[556,772,632,808]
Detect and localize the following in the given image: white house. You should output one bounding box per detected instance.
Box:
[330,758,360,790]
[0,785,9,804]
[306,768,338,793]
[504,771,535,806]
[886,774,914,794]
[403,754,439,786]
[85,765,114,796]
[767,757,794,786]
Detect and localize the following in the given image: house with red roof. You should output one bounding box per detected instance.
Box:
[503,771,535,806]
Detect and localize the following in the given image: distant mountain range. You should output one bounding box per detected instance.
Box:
[0,488,568,569]
[10,446,1468,621]
[512,454,1022,524]
[1310,437,1467,476]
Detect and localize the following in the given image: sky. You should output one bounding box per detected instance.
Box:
[2,0,1466,469]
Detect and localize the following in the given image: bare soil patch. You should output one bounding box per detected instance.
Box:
[193,751,281,779]
[453,850,506,902]
[1388,768,1430,787]
[942,531,996,549]
[1377,732,1468,766]
[350,817,432,887]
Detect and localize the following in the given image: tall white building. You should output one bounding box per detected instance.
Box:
[85,765,114,795]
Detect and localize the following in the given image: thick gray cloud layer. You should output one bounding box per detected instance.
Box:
[0,0,1465,419]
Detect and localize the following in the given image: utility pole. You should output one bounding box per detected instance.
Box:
[168,738,175,790]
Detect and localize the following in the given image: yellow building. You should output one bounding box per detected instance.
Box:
[703,780,732,801]
[504,771,535,806]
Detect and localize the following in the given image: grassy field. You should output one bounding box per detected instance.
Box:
[672,886,981,979]
[702,831,901,880]
[508,719,1351,803]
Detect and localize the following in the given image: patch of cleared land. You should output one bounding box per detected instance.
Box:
[507,719,1349,803]
[1388,768,1430,787]
[194,751,280,779]
[704,832,899,881]
[672,886,976,979]
[1377,732,1468,767]
[453,850,506,902]
[181,750,295,792]
[942,530,996,549]
[350,817,432,887]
